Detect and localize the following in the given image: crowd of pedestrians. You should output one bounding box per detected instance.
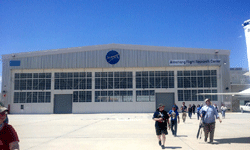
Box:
[153,99,225,149]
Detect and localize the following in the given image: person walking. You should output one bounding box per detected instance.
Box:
[221,104,227,119]
[0,106,19,150]
[168,106,180,137]
[192,104,196,115]
[188,104,192,119]
[200,99,222,143]
[196,104,201,120]
[181,102,187,122]
[173,103,179,112]
[213,104,218,113]
[153,104,170,149]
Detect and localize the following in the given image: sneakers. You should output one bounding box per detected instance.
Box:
[158,141,161,146]
[161,145,165,149]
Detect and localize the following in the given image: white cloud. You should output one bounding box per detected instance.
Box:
[238,35,243,38]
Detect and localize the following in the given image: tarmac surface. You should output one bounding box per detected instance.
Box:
[8,112,250,150]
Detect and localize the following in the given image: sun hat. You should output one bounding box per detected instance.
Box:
[0,106,8,113]
[204,98,210,102]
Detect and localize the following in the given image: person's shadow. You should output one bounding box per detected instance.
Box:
[162,146,182,149]
[214,137,250,144]
[175,135,188,137]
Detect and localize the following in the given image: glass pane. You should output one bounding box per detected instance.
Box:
[14,80,20,90]
[15,73,20,79]
[198,90,204,101]
[73,91,78,102]
[136,78,141,88]
[38,92,45,103]
[27,92,32,103]
[178,90,183,101]
[14,92,20,103]
[74,72,79,78]
[184,90,191,101]
[95,91,100,102]
[192,90,197,101]
[169,77,174,88]
[33,79,39,90]
[32,92,38,103]
[87,79,92,89]
[46,79,51,90]
[54,73,60,78]
[39,79,45,90]
[20,79,26,90]
[178,77,183,88]
[74,79,79,89]
[33,73,39,78]
[27,79,32,90]
[39,73,46,78]
[86,91,92,102]
[45,92,51,103]
[108,72,113,77]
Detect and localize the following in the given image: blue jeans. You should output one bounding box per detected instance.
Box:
[171,120,177,136]
[197,113,200,120]
[188,112,192,119]
[221,110,226,118]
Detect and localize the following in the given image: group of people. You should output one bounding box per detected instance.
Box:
[153,98,222,149]
[0,105,19,150]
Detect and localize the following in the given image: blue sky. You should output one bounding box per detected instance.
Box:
[0,0,249,91]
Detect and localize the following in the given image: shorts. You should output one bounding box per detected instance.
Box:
[155,126,168,135]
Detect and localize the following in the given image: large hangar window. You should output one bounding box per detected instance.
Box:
[178,89,217,101]
[14,73,51,90]
[14,92,51,103]
[136,90,155,102]
[54,72,92,90]
[136,71,174,89]
[177,70,218,101]
[73,91,92,102]
[95,91,132,102]
[177,70,217,88]
[95,72,132,89]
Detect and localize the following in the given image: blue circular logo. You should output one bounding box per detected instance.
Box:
[106,50,120,65]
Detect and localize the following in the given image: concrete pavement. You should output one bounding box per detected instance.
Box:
[8,113,250,150]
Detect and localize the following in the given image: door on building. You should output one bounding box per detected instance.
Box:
[156,93,175,112]
[54,94,73,114]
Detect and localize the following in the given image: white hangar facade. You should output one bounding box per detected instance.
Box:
[1,44,231,114]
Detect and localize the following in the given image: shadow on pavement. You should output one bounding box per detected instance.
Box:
[214,137,250,144]
[163,146,182,149]
[176,135,188,137]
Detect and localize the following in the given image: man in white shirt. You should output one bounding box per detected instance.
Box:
[200,99,222,143]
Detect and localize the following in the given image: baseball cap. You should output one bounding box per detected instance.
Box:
[0,106,8,113]
[158,104,165,108]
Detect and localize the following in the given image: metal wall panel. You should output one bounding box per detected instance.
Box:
[3,49,229,70]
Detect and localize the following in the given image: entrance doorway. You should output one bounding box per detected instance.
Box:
[54,94,72,114]
[156,93,175,112]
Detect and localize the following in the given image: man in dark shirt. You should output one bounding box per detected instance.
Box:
[192,104,196,115]
[153,104,170,149]
[181,102,187,123]
[0,106,19,150]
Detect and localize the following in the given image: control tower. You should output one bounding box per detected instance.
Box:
[243,19,250,72]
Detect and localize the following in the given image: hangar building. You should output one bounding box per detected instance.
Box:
[1,44,231,114]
